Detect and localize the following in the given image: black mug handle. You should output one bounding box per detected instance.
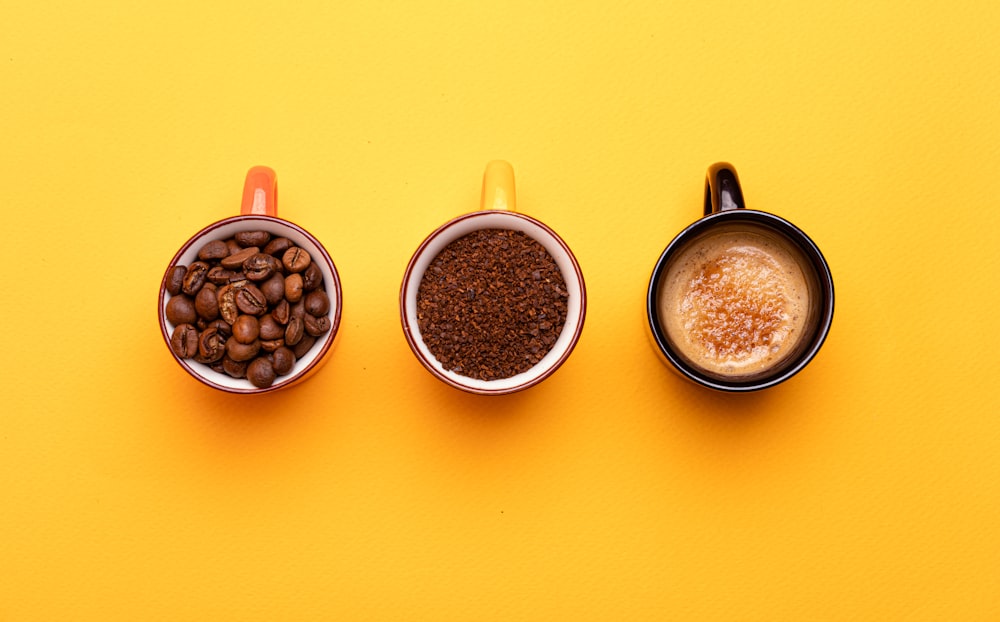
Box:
[704,162,746,216]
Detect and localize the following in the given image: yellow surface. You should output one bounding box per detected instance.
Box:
[3,1,999,619]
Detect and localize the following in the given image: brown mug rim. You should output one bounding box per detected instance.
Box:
[647,209,834,392]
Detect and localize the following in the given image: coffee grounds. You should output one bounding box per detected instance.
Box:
[416,229,569,381]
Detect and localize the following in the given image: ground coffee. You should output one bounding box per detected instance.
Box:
[416,229,568,381]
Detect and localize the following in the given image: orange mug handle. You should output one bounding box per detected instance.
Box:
[241,166,278,216]
[480,160,516,212]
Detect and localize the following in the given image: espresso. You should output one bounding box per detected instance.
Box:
[657,225,812,379]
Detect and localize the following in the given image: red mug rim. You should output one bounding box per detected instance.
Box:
[159,213,343,394]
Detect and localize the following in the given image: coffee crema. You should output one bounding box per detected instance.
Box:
[657,227,811,379]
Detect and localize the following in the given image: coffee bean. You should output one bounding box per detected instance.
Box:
[222,356,248,379]
[197,240,229,261]
[232,314,260,344]
[205,319,232,338]
[260,338,285,353]
[197,327,226,363]
[291,335,317,358]
[304,313,331,337]
[282,247,312,273]
[284,273,304,303]
[246,357,276,388]
[165,265,186,296]
[194,283,219,321]
[217,284,239,325]
[258,314,284,341]
[170,324,199,358]
[263,237,294,257]
[235,283,268,315]
[207,266,240,285]
[302,262,323,291]
[181,261,209,296]
[271,346,296,376]
[243,253,279,282]
[304,290,330,316]
[271,299,290,325]
[221,246,259,270]
[260,273,285,306]
[284,317,304,346]
[235,231,271,248]
[226,336,260,362]
[165,295,197,325]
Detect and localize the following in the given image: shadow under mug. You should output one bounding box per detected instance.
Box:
[158,166,343,394]
[647,163,834,392]
[400,161,587,395]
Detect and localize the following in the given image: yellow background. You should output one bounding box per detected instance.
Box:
[3,0,999,619]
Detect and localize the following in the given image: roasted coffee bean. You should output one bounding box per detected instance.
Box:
[226,336,260,362]
[181,261,210,296]
[292,334,317,358]
[304,313,331,337]
[243,253,279,281]
[260,338,285,353]
[258,315,284,341]
[232,314,260,344]
[260,273,285,306]
[235,283,268,315]
[302,262,323,291]
[246,357,276,388]
[217,283,239,325]
[165,295,197,325]
[235,231,271,248]
[166,265,186,296]
[291,300,306,320]
[284,316,304,346]
[207,266,240,285]
[304,289,330,316]
[197,240,229,261]
[284,273,304,303]
[271,299,290,325]
[206,319,232,338]
[226,239,242,256]
[170,324,199,359]
[263,237,294,257]
[222,356,248,379]
[194,283,219,321]
[197,327,226,363]
[221,246,259,270]
[282,247,312,273]
[271,346,296,376]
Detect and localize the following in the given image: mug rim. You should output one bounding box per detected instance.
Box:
[647,209,834,392]
[400,210,587,395]
[159,213,343,394]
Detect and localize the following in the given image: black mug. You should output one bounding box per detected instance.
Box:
[647,163,834,391]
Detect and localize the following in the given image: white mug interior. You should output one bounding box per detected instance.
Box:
[160,214,342,393]
[401,210,585,394]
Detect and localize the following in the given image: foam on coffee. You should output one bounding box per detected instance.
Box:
[658,225,812,379]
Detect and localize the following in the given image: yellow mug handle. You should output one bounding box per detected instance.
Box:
[480,160,516,212]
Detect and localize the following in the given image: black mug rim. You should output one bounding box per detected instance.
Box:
[646,209,834,392]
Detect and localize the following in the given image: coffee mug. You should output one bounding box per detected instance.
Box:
[158,166,343,393]
[400,161,587,395]
[647,162,834,391]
